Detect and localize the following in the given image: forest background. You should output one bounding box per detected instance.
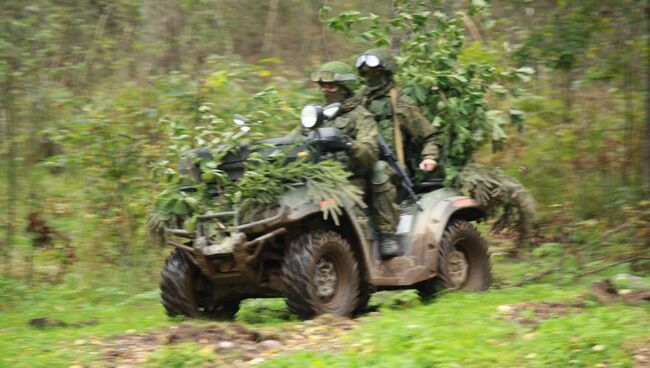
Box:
[0,0,649,367]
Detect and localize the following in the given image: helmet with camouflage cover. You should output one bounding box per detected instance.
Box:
[311,61,358,93]
[356,48,397,75]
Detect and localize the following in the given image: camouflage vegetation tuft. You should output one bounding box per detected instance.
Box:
[458,164,536,246]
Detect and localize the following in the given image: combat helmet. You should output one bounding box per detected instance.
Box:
[355,48,397,74]
[311,61,358,92]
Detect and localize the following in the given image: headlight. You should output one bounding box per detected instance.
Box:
[300,104,323,129]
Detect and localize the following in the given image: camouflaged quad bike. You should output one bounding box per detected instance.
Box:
[160,105,491,320]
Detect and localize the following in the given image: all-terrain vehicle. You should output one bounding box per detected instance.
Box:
[160,104,491,319]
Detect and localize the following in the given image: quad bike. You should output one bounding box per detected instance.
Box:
[159,105,491,319]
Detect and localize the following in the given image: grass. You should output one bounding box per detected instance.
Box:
[0,270,173,368]
[0,255,648,368]
[260,284,649,368]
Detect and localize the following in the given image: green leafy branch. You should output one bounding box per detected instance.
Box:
[324,0,532,177]
[149,100,365,237]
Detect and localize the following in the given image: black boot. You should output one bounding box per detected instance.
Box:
[380,234,401,259]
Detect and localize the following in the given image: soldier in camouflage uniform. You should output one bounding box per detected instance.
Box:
[310,61,378,180]
[312,61,404,258]
[355,48,441,257]
[311,60,408,259]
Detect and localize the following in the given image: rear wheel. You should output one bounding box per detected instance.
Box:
[160,249,240,320]
[418,219,491,300]
[282,230,361,319]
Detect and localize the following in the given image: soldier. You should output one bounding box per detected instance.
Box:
[356,48,440,172]
[311,61,403,258]
[355,48,441,257]
[310,60,378,180]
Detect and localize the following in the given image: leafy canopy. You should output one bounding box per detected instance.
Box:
[322,0,531,182]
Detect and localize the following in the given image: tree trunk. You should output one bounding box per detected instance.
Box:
[299,0,314,58]
[563,69,573,123]
[214,1,234,55]
[81,4,113,87]
[166,3,184,72]
[645,3,650,197]
[388,0,401,50]
[462,14,484,45]
[319,0,331,60]
[622,70,634,185]
[261,0,279,56]
[25,87,45,282]
[3,74,17,276]
[0,108,7,276]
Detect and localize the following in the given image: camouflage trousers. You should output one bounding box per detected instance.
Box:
[371,160,399,234]
[350,161,399,235]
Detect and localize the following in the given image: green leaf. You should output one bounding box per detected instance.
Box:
[184,215,198,232]
[201,172,215,181]
[172,200,189,216]
[413,85,427,103]
[450,74,468,83]
[489,83,507,96]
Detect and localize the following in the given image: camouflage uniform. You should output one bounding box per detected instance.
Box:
[357,48,440,172]
[356,48,441,257]
[321,98,378,180]
[311,61,378,214]
[361,83,440,169]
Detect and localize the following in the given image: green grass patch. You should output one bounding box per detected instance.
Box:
[0,270,173,368]
[1,260,648,368]
[261,284,649,368]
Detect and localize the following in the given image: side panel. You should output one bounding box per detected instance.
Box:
[366,188,485,287]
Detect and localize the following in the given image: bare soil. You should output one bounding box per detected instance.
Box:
[497,300,586,327]
[100,314,359,367]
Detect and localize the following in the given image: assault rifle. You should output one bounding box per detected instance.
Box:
[376,133,422,211]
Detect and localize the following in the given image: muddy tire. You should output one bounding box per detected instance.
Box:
[282,230,361,319]
[438,219,491,290]
[160,249,240,320]
[354,282,372,314]
[415,277,439,303]
[418,220,491,299]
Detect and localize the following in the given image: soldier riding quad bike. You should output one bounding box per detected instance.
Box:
[160,106,491,319]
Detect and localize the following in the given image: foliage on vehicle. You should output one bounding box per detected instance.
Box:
[458,164,535,245]
[148,101,364,237]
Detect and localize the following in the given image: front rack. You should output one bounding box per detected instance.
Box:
[163,205,288,256]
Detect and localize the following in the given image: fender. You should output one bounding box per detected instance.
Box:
[418,187,486,245]
[278,186,374,282]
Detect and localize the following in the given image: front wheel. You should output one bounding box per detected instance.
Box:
[282,230,361,319]
[160,249,240,320]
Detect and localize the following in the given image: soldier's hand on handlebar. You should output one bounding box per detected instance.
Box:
[419,159,437,172]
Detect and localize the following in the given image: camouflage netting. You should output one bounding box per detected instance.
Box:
[458,164,536,246]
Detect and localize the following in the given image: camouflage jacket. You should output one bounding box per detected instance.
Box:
[359,81,440,170]
[322,97,378,177]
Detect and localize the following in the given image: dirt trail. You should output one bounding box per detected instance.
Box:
[100,314,359,367]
